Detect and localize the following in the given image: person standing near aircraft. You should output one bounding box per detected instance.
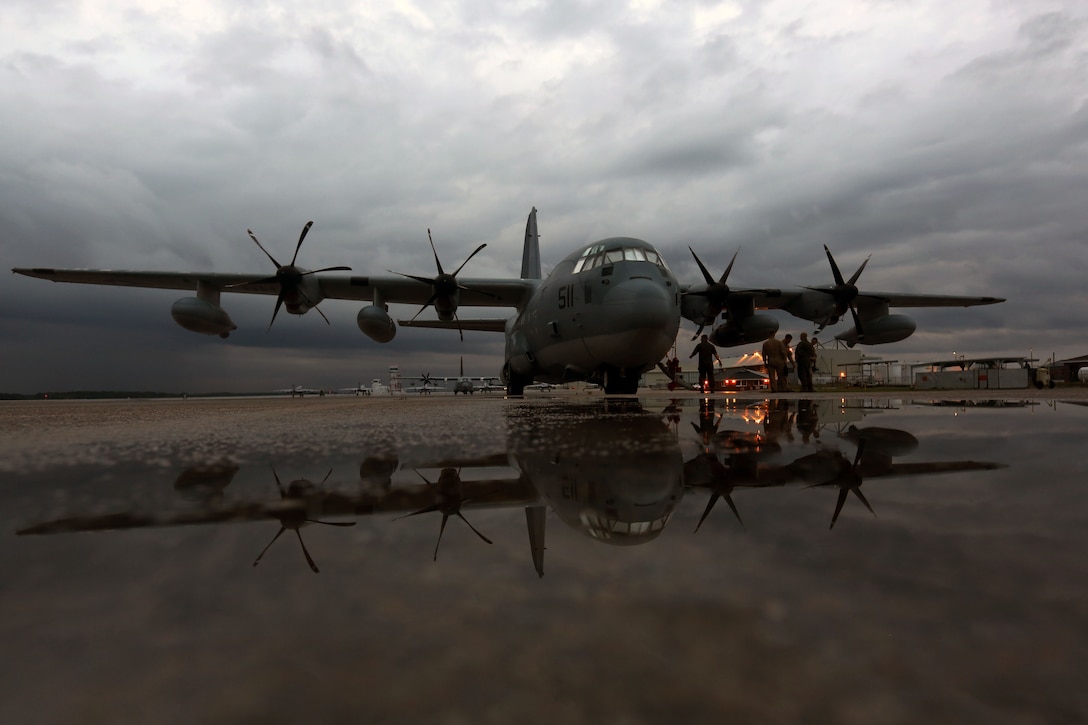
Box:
[794,332,816,392]
[689,335,721,392]
[782,334,795,390]
[762,333,789,392]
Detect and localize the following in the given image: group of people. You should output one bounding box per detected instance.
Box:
[760,331,818,393]
[667,331,820,393]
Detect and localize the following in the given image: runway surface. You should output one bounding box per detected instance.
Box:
[3,390,1087,724]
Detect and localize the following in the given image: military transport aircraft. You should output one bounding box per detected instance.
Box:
[12,208,1004,394]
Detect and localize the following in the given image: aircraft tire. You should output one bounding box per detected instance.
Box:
[602,366,640,395]
[507,374,531,396]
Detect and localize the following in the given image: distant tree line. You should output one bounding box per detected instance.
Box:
[0,391,267,400]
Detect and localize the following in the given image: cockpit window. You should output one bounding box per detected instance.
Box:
[573,245,670,274]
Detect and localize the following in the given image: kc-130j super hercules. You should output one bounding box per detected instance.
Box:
[13,208,1003,394]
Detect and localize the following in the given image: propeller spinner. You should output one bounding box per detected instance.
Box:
[237,221,352,330]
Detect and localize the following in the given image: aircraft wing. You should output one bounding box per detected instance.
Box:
[12,268,537,309]
[743,288,1005,310]
[851,291,1005,308]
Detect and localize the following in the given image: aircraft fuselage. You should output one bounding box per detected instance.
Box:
[503,237,681,394]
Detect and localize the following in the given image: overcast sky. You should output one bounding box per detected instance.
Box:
[2,0,1086,394]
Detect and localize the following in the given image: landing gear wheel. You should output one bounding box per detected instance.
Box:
[602,366,640,395]
[506,373,532,396]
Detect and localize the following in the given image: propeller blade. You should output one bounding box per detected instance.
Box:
[395,504,442,520]
[689,247,717,286]
[290,221,314,266]
[852,487,877,518]
[408,293,440,323]
[433,514,450,561]
[847,255,871,286]
[849,305,865,341]
[272,468,286,497]
[253,526,287,567]
[247,229,282,269]
[452,243,488,278]
[389,270,440,286]
[852,440,867,469]
[824,245,846,286]
[457,511,493,544]
[268,292,287,331]
[719,250,738,285]
[427,229,446,276]
[694,492,719,533]
[455,282,502,300]
[301,266,352,275]
[294,528,320,573]
[722,492,743,527]
[829,488,849,529]
[292,286,331,326]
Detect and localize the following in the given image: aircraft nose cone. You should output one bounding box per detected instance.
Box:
[605,276,675,328]
[586,276,679,367]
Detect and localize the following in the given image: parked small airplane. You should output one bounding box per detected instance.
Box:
[338,380,394,396]
[13,208,1004,394]
[275,384,321,398]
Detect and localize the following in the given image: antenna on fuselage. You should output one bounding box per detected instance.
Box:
[520,207,541,280]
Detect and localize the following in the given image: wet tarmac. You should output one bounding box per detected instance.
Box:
[2,391,1087,724]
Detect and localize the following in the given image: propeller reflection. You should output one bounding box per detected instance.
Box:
[395,468,494,561]
[251,469,357,573]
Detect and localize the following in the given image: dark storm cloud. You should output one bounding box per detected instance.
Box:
[2,2,1087,393]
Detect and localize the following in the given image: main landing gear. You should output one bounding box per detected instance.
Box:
[601,366,640,395]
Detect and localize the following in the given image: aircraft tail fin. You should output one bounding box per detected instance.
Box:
[520,207,542,280]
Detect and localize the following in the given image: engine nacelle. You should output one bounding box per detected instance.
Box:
[171,297,237,338]
[710,314,779,347]
[357,305,396,343]
[835,314,916,346]
[680,291,715,326]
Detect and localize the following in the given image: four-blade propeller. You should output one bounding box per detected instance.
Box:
[238,221,352,330]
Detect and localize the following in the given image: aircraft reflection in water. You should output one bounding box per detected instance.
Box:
[16,400,1004,576]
